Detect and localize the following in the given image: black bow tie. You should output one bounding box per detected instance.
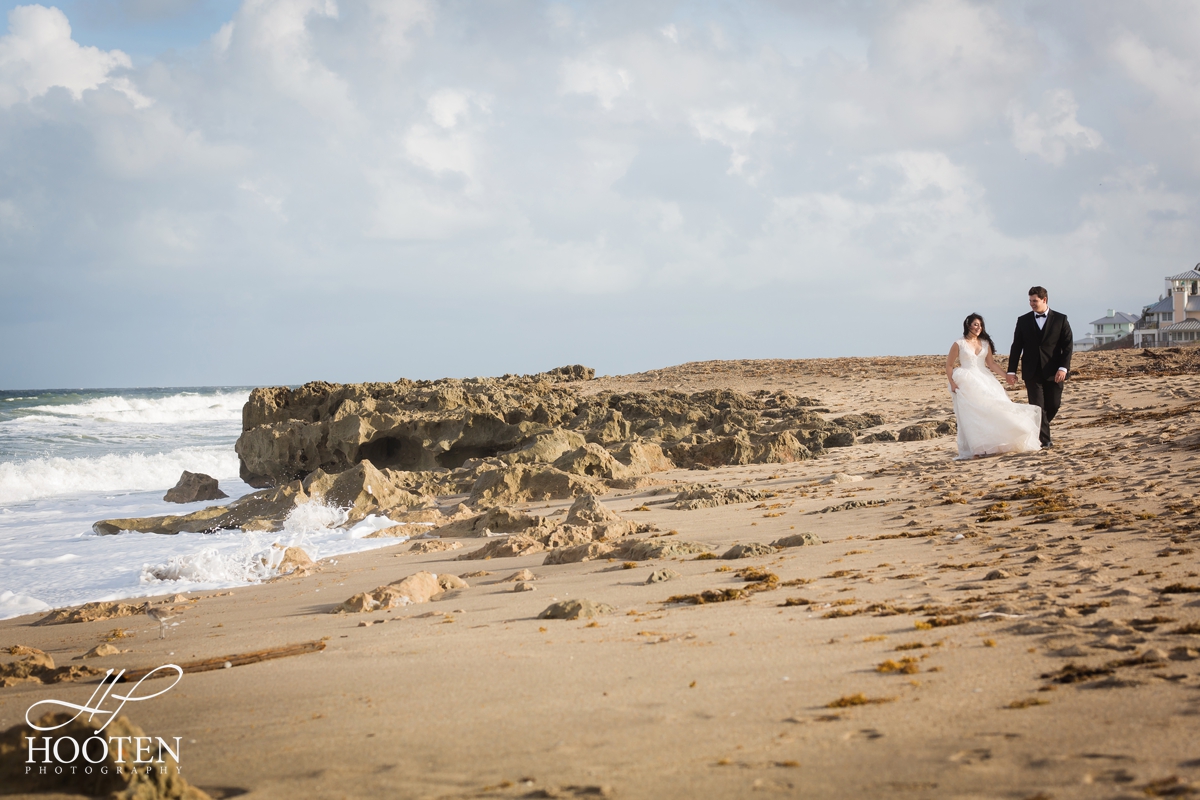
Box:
[1035,313,1046,318]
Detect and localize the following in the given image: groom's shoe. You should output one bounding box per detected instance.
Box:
[1042,441,1053,449]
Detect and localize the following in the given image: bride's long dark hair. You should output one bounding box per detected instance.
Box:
[963,313,997,354]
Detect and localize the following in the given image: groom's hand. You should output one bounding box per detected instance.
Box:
[1054,368,1067,384]
[1005,373,1017,387]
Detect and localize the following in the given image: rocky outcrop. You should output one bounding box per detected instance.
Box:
[468,465,605,507]
[234,371,849,488]
[164,471,227,503]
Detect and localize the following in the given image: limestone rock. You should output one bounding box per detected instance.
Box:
[502,569,537,582]
[0,713,209,799]
[163,471,227,503]
[79,643,120,659]
[276,546,315,576]
[409,540,464,554]
[616,539,712,560]
[899,423,941,442]
[545,526,598,549]
[334,570,444,612]
[822,430,856,448]
[553,443,630,481]
[833,413,884,430]
[458,534,546,561]
[752,432,811,464]
[498,428,587,466]
[94,480,311,536]
[437,574,469,591]
[822,473,863,485]
[566,494,620,525]
[468,465,605,507]
[538,599,614,620]
[513,582,536,592]
[612,440,673,473]
[1,647,102,687]
[859,430,897,443]
[984,569,1012,581]
[771,532,822,548]
[435,506,552,538]
[672,485,767,511]
[722,542,778,559]
[646,568,681,583]
[316,460,425,524]
[543,542,616,565]
[34,601,147,626]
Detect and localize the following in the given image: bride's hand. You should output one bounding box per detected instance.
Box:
[948,380,958,393]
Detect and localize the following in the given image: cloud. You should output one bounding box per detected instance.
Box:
[2,1,1200,387]
[1010,89,1103,165]
[0,4,132,107]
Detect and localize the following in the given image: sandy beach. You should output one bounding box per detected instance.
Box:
[3,349,1200,800]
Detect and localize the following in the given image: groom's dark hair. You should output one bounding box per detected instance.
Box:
[1029,286,1048,300]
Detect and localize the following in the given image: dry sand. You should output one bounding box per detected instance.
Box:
[3,350,1200,799]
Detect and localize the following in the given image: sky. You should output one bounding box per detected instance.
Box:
[1,0,1198,389]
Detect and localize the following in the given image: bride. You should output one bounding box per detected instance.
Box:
[946,314,1042,459]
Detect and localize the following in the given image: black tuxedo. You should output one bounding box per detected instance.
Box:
[1007,310,1073,446]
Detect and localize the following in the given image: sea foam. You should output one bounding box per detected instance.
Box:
[0,447,240,504]
[18,391,246,425]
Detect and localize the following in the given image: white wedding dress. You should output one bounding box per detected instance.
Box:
[950,339,1042,460]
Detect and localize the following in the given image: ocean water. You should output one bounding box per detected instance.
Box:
[0,388,414,621]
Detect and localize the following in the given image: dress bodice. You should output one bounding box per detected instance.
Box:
[956,339,989,372]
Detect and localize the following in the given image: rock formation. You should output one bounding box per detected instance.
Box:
[164,471,227,503]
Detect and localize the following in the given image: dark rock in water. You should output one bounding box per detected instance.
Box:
[164,471,227,503]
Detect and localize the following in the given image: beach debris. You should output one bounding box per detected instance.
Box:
[812,499,890,514]
[538,599,614,620]
[34,601,148,626]
[163,470,227,503]
[0,713,208,798]
[826,693,895,708]
[110,641,326,683]
[722,542,777,559]
[646,568,681,584]
[771,532,822,548]
[1,646,102,688]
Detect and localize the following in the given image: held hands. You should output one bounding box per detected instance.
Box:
[1005,374,1017,387]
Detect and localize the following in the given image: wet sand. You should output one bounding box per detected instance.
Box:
[3,350,1200,799]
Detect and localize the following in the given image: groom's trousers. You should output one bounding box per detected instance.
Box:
[1024,378,1063,446]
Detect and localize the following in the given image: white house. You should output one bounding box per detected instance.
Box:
[1132,267,1200,347]
[1078,309,1139,351]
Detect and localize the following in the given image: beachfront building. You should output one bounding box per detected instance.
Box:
[1078,309,1138,351]
[1132,267,1200,347]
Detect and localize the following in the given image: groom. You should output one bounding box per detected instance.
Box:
[1006,286,1073,448]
